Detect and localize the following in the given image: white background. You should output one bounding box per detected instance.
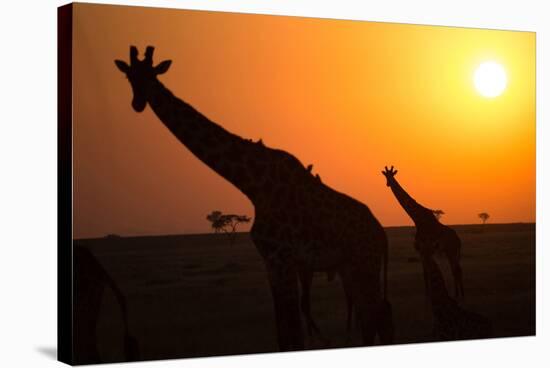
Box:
[0,0,547,367]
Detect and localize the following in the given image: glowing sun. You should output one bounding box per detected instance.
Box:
[473,61,508,98]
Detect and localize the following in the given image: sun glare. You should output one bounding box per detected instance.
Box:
[473,61,508,98]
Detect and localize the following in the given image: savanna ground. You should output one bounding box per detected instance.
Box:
[75,223,535,363]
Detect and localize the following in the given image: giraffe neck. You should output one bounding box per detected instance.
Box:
[388,178,436,226]
[146,78,266,201]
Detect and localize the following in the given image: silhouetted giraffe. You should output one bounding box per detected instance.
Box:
[382,166,464,298]
[115,46,392,350]
[74,245,139,364]
[423,257,492,340]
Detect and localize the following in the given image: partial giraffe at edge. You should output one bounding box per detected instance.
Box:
[74,245,140,364]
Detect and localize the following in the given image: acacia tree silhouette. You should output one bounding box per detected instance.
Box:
[478,212,490,233]
[433,209,445,220]
[478,212,490,225]
[206,211,251,246]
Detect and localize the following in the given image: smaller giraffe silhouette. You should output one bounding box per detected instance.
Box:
[423,257,492,340]
[74,245,139,364]
[382,166,464,298]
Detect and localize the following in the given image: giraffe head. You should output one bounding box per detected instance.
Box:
[381,166,398,187]
[115,46,172,112]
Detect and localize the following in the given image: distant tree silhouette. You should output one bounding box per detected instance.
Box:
[433,209,445,220]
[206,211,251,245]
[478,212,490,225]
[206,211,224,233]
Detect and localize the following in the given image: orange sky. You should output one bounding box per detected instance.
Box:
[72,4,535,239]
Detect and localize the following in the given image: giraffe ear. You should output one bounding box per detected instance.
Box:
[155,60,172,75]
[115,60,130,73]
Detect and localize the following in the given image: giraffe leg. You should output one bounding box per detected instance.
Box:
[447,253,464,299]
[443,231,465,299]
[420,255,433,310]
[443,235,464,299]
[415,239,432,306]
[345,288,354,341]
[298,269,330,346]
[266,261,305,351]
[298,269,314,337]
[350,270,380,346]
[337,269,355,345]
[376,299,394,345]
[356,301,378,346]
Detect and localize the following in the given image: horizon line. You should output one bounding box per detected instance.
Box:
[74,221,535,242]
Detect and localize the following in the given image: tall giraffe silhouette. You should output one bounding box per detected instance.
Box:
[115,46,392,350]
[381,166,464,298]
[423,257,492,340]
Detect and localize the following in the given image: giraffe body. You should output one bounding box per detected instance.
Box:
[115,46,392,350]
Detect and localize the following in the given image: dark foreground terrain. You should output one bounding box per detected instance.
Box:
[74,223,535,363]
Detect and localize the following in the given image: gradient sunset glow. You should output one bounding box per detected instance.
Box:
[73,4,535,238]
